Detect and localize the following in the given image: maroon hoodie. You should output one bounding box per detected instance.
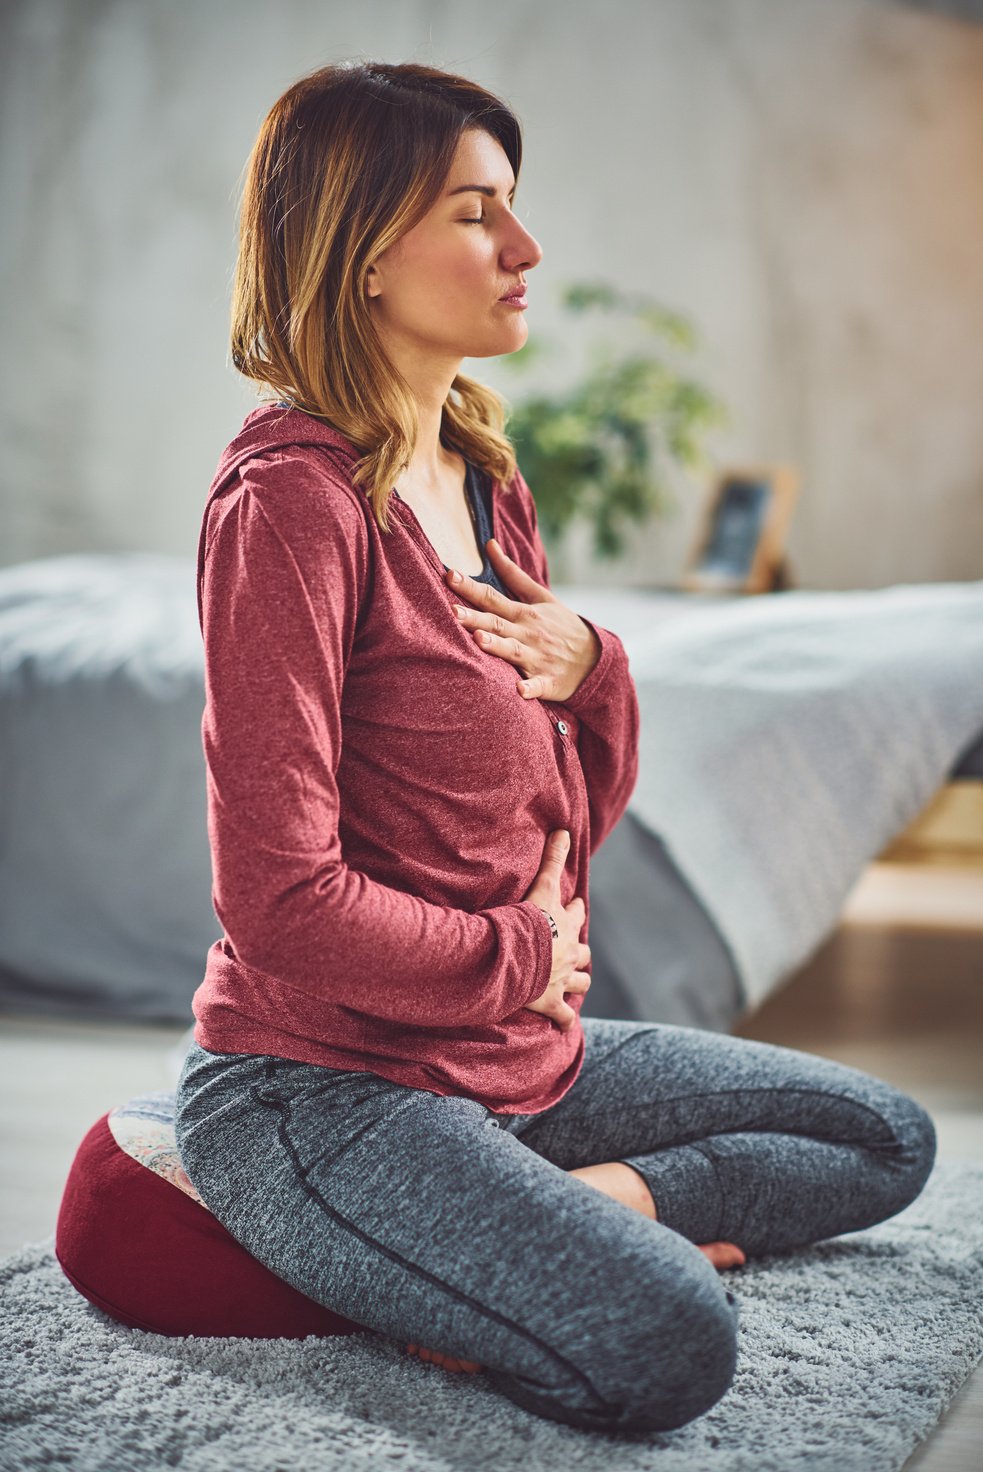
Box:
[191,403,640,1113]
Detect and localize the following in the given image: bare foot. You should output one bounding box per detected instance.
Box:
[697,1240,746,1270]
[405,1343,481,1373]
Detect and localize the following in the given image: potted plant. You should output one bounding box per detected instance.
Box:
[499,280,730,570]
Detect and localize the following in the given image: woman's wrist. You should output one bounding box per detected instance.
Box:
[534,905,559,941]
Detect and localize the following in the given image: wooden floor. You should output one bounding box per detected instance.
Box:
[0,857,980,1469]
[732,860,983,1472]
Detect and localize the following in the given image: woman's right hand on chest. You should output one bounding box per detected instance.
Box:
[522,830,591,1032]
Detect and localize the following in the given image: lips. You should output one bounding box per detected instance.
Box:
[499,285,527,302]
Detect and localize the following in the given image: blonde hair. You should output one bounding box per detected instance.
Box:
[230,59,523,530]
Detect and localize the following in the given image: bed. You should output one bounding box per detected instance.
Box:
[1,553,980,1033]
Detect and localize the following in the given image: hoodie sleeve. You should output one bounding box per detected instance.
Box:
[199,453,553,1029]
[512,468,641,856]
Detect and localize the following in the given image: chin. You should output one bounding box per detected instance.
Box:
[467,326,529,360]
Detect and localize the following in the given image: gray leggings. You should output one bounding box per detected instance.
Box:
[173,1016,936,1435]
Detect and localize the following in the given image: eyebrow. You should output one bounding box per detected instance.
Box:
[446,183,517,199]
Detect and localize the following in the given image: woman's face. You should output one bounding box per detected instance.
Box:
[366,127,543,369]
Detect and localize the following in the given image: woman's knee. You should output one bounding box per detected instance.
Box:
[492,1259,740,1436]
[882,1090,937,1211]
[610,1277,740,1433]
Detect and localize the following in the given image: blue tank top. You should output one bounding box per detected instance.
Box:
[449,460,509,596]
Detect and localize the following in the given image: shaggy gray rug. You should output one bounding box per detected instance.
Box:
[2,1160,982,1472]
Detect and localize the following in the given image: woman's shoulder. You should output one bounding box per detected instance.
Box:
[239,445,367,515]
[200,409,375,597]
[209,405,371,529]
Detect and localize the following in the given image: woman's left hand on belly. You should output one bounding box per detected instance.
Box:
[447,538,601,703]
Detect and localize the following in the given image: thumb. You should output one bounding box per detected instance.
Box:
[526,830,569,908]
[543,829,570,869]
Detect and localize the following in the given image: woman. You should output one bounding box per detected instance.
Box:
[175,59,936,1436]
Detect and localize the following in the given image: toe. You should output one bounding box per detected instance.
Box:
[405,1342,481,1373]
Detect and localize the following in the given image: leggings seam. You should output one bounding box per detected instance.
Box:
[591,1086,906,1147]
[590,1027,664,1074]
[259,1092,621,1419]
[588,1030,906,1146]
[684,1141,728,1242]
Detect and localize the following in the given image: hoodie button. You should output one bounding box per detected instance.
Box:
[557,720,568,735]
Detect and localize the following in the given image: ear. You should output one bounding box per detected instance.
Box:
[365,264,381,299]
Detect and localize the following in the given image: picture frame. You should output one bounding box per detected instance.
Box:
[680,465,799,595]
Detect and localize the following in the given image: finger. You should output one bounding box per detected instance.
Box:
[543,831,570,872]
[446,566,524,621]
[485,537,554,602]
[473,627,529,670]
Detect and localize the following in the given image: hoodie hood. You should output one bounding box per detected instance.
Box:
[198,404,365,632]
[208,403,361,502]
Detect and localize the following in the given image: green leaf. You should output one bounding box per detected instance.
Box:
[500,278,730,556]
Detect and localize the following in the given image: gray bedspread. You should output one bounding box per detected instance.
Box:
[561,580,983,1010]
[0,554,216,1021]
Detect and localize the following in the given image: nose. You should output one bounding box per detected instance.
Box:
[503,216,543,273]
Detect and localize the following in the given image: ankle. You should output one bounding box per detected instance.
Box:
[567,1161,658,1220]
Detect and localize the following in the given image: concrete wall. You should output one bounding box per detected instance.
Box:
[2,0,981,589]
